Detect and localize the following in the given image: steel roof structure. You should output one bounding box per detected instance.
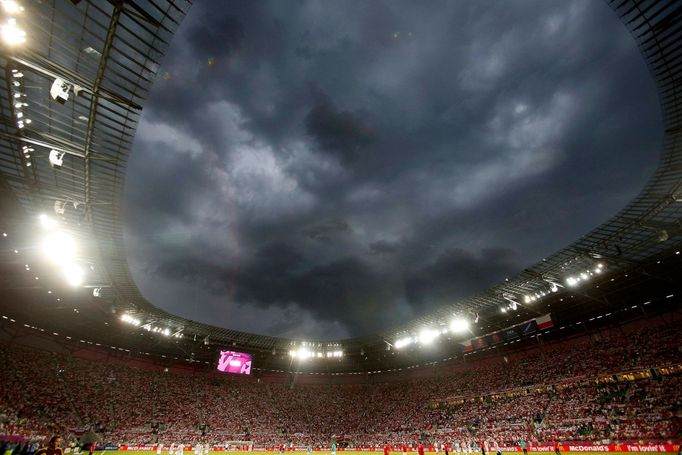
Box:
[1,0,681,359]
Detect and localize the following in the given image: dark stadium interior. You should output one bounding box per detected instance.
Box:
[1,0,682,452]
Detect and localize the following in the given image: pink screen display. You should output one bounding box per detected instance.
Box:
[216,350,253,375]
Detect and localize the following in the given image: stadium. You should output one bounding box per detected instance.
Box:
[0,1,681,455]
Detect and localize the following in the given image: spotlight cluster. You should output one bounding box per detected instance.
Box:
[394,317,470,350]
[120,314,141,326]
[120,313,185,339]
[502,263,606,311]
[141,324,183,338]
[288,348,344,360]
[1,1,26,46]
[287,342,344,360]
[565,263,604,287]
[38,214,85,286]
[523,282,560,304]
[10,69,32,136]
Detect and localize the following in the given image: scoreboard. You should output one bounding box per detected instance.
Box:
[215,349,253,375]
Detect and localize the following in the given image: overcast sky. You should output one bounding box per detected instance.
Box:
[123,0,661,340]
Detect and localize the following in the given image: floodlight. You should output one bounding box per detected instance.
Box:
[50,78,70,104]
[394,337,412,349]
[565,276,577,287]
[39,214,57,230]
[418,328,438,344]
[1,1,24,14]
[1,18,26,45]
[449,318,469,333]
[63,263,84,286]
[54,200,67,215]
[501,307,507,313]
[49,149,65,168]
[524,295,531,303]
[92,287,101,297]
[43,231,76,263]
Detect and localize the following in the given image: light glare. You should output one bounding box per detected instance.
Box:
[63,263,83,286]
[1,0,24,14]
[43,231,76,263]
[39,214,58,230]
[1,18,26,45]
[449,318,469,333]
[418,328,438,344]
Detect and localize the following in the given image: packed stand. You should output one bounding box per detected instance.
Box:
[0,320,680,448]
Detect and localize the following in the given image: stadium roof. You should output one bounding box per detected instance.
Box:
[1,0,682,365]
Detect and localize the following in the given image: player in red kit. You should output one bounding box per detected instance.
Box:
[401,444,408,455]
[384,444,390,455]
[554,442,561,455]
[418,444,425,455]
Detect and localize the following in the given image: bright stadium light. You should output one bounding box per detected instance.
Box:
[449,318,469,333]
[120,314,141,326]
[1,0,24,14]
[1,18,26,45]
[565,276,577,287]
[63,263,84,286]
[419,328,439,345]
[39,214,58,230]
[43,231,76,263]
[394,337,412,349]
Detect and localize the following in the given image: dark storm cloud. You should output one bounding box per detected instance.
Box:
[185,15,244,62]
[123,0,661,339]
[368,240,401,256]
[302,218,352,242]
[406,248,519,314]
[305,96,377,165]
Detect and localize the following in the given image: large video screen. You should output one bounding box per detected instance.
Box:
[216,350,253,375]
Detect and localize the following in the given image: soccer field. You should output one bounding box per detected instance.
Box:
[102,452,679,455]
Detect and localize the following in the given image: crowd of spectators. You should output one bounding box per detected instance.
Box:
[0,319,680,449]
